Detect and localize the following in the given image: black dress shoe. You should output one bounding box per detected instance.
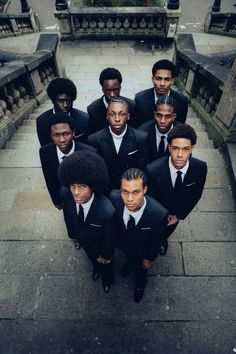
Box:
[121,263,133,278]
[159,239,168,256]
[92,269,100,281]
[134,288,144,303]
[74,242,81,250]
[103,284,111,293]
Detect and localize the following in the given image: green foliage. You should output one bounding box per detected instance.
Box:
[82,0,161,7]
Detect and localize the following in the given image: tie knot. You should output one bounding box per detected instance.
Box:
[177,170,182,176]
[160,135,165,140]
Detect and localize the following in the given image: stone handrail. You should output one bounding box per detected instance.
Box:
[0,36,60,148]
[175,38,236,146]
[204,11,236,38]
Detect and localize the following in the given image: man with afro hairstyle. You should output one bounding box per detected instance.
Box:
[135,59,188,126]
[36,77,88,146]
[58,150,116,293]
[87,67,137,134]
[146,123,207,255]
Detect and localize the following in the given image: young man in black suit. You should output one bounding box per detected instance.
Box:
[37,78,88,146]
[87,67,137,134]
[139,96,177,164]
[87,97,148,190]
[39,112,95,211]
[110,168,168,303]
[58,151,116,293]
[135,59,188,126]
[146,123,207,255]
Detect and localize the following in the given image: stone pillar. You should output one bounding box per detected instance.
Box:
[20,0,30,13]
[215,57,236,136]
[211,0,221,12]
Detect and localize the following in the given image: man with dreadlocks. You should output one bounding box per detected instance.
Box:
[36,77,88,146]
[58,150,116,294]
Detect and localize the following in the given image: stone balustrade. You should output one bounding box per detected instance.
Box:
[0,45,60,148]
[204,10,236,37]
[0,10,39,39]
[55,2,181,40]
[175,35,236,146]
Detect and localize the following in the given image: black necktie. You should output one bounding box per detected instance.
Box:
[174,171,183,195]
[78,204,84,223]
[127,215,135,231]
[158,136,165,156]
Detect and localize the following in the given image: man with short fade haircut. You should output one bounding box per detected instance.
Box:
[110,168,168,303]
[39,112,95,211]
[139,96,178,164]
[87,67,137,134]
[37,77,88,146]
[88,97,148,190]
[135,59,188,126]
[146,123,207,255]
[58,150,116,294]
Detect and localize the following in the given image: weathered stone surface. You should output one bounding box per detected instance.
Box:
[183,242,236,275]
[15,190,53,210]
[0,168,44,190]
[198,189,235,212]
[205,167,231,189]
[0,150,40,167]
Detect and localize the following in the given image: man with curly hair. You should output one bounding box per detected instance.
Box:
[58,150,116,293]
[146,123,207,256]
[36,77,88,146]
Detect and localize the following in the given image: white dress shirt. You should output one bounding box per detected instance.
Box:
[76,193,94,221]
[56,140,75,164]
[109,125,127,153]
[123,197,147,228]
[169,156,189,187]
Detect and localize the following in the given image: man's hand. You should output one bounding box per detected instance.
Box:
[142,259,152,269]
[97,256,111,264]
[167,214,179,226]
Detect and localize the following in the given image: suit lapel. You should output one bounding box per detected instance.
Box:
[118,126,136,157]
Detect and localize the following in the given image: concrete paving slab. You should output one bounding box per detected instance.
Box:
[0,150,40,167]
[198,189,235,212]
[11,133,38,142]
[17,126,37,133]
[183,242,236,276]
[0,319,235,354]
[0,241,90,276]
[0,210,37,240]
[0,189,18,211]
[0,275,39,319]
[35,210,68,240]
[29,275,236,321]
[150,242,184,275]
[5,141,40,150]
[166,217,192,242]
[177,212,236,242]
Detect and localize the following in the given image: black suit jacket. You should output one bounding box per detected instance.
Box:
[146,156,207,220]
[36,108,89,146]
[61,188,116,259]
[88,126,148,190]
[135,88,188,126]
[39,141,95,206]
[87,95,138,135]
[110,191,168,261]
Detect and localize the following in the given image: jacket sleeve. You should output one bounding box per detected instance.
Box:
[100,213,117,259]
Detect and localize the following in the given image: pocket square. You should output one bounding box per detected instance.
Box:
[74,133,84,138]
[141,227,151,230]
[186,182,196,187]
[89,223,102,227]
[128,150,138,155]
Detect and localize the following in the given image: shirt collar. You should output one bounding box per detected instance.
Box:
[155,124,173,137]
[109,125,127,139]
[103,96,108,108]
[154,88,170,102]
[57,140,75,163]
[169,156,189,176]
[123,197,147,226]
[76,193,95,220]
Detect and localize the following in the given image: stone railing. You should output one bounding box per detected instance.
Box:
[174,36,236,146]
[204,11,236,38]
[0,10,39,39]
[55,1,181,40]
[0,34,61,148]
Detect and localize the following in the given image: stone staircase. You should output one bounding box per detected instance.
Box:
[0,41,235,353]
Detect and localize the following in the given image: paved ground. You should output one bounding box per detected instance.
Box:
[0,32,235,353]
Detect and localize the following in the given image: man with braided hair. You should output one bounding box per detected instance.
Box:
[36,77,88,146]
[58,150,116,293]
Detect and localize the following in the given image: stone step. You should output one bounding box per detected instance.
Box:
[193,148,225,168]
[0,168,45,190]
[11,132,38,142]
[5,140,40,150]
[195,132,213,148]
[0,149,40,167]
[22,119,36,127]
[17,125,37,134]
